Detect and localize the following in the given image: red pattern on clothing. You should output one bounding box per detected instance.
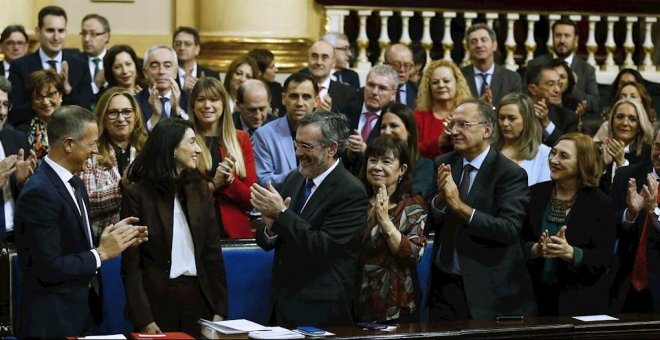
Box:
[414,109,453,159]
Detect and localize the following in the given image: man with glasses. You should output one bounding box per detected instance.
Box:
[527,64,578,146]
[79,14,110,95]
[1,25,29,79]
[253,73,318,189]
[426,98,536,321]
[384,43,417,110]
[234,79,276,140]
[301,40,355,114]
[173,26,219,92]
[321,32,360,89]
[252,110,367,328]
[9,6,94,129]
[137,45,189,131]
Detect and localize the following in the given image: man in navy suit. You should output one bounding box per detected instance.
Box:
[79,14,111,95]
[14,106,147,338]
[322,32,360,89]
[8,6,94,132]
[173,26,219,92]
[253,73,318,189]
[384,44,418,110]
[136,45,189,132]
[0,25,29,79]
[305,40,355,115]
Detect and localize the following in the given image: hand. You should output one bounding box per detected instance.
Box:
[120,166,131,188]
[97,217,146,259]
[60,60,73,95]
[148,84,163,118]
[250,181,290,221]
[576,100,588,117]
[601,141,613,166]
[169,78,181,115]
[642,173,658,213]
[212,153,236,190]
[479,85,493,106]
[433,164,451,209]
[0,155,17,188]
[140,322,162,334]
[626,178,645,220]
[534,98,550,128]
[94,68,105,89]
[213,314,224,321]
[347,130,366,155]
[438,164,461,210]
[604,138,626,166]
[544,225,574,262]
[373,184,390,226]
[317,94,332,111]
[531,229,550,259]
[183,70,197,92]
[15,148,36,187]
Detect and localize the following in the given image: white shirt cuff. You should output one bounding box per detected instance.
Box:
[91,249,101,268]
[545,121,556,136]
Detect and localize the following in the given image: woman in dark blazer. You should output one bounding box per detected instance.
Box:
[121,118,227,336]
[522,132,617,316]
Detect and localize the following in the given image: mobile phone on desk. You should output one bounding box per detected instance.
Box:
[296,326,327,336]
[355,321,388,330]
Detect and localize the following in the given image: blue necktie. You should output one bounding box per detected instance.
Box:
[160,97,170,117]
[293,179,314,213]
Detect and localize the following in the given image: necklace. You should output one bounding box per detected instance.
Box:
[547,186,576,224]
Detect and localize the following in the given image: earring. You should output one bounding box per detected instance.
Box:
[397,175,403,184]
[173,152,176,159]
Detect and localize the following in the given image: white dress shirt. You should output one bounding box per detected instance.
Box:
[170,194,198,278]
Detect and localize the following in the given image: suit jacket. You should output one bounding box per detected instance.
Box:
[523,181,616,316]
[328,80,356,114]
[231,111,277,136]
[600,143,652,194]
[14,161,98,337]
[402,81,418,110]
[334,68,360,89]
[343,89,383,173]
[426,147,537,319]
[256,162,368,328]
[135,87,189,129]
[252,116,296,189]
[610,161,660,311]
[8,51,94,131]
[543,105,578,147]
[526,54,600,116]
[462,64,522,107]
[0,127,30,240]
[121,174,228,329]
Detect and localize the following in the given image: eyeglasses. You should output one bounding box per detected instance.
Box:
[33,90,60,103]
[106,108,135,120]
[4,40,27,47]
[447,120,487,130]
[79,31,107,38]
[387,62,414,71]
[0,101,11,111]
[293,140,323,150]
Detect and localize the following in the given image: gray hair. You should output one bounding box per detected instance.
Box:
[466,23,496,42]
[47,105,96,145]
[0,77,11,93]
[321,32,349,47]
[367,64,399,89]
[298,110,349,158]
[142,45,178,70]
[458,98,496,127]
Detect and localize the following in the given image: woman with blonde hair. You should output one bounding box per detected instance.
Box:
[82,87,147,237]
[189,77,256,238]
[414,59,472,159]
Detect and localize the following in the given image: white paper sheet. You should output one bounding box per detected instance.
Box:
[572,315,619,322]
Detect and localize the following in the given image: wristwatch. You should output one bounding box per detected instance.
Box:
[276,207,287,219]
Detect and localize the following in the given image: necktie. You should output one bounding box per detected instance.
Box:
[438,163,474,269]
[395,84,403,104]
[293,179,315,214]
[47,60,57,71]
[631,182,660,291]
[159,96,170,117]
[92,58,101,78]
[316,85,326,108]
[361,112,378,141]
[479,73,489,97]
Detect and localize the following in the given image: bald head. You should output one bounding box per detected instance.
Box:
[237,79,271,129]
[384,44,413,84]
[308,40,336,83]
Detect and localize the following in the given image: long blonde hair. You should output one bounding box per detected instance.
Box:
[189,77,247,178]
[415,59,472,111]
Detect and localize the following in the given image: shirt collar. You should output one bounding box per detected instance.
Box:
[553,53,574,67]
[39,48,62,64]
[319,76,331,90]
[178,62,198,81]
[472,63,495,75]
[463,145,490,170]
[44,155,75,184]
[360,103,382,116]
[89,49,106,61]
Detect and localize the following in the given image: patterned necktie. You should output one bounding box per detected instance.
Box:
[361,112,378,141]
[631,182,660,291]
[316,85,326,108]
[439,164,474,268]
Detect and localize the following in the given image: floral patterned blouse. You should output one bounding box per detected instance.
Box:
[356,194,428,322]
[27,117,48,161]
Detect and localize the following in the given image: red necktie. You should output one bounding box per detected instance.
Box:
[316,85,325,108]
[631,183,660,291]
[361,112,378,141]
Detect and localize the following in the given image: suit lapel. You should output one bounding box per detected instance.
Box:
[491,65,503,103]
[300,164,342,219]
[464,67,478,97]
[465,148,497,205]
[42,162,87,243]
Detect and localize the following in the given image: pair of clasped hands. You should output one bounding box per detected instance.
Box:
[531,226,574,262]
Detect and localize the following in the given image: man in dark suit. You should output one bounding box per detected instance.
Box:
[527,64,578,147]
[79,14,110,96]
[14,105,146,338]
[234,79,276,141]
[0,77,36,243]
[305,40,355,115]
[321,32,360,89]
[461,23,521,107]
[173,26,219,92]
[251,110,368,328]
[136,45,189,132]
[1,25,29,79]
[610,127,660,313]
[384,43,418,110]
[8,6,94,132]
[526,18,599,117]
[426,99,536,320]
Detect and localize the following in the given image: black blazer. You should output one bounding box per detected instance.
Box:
[135,87,189,129]
[461,64,522,107]
[402,81,418,110]
[543,105,579,147]
[8,51,93,131]
[328,80,356,114]
[425,147,537,319]
[256,162,368,328]
[14,161,98,338]
[334,68,360,89]
[600,143,652,194]
[522,181,617,316]
[610,161,660,311]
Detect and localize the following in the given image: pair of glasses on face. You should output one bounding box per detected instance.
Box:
[445,120,487,131]
[79,31,107,38]
[33,91,60,103]
[106,108,135,120]
[293,140,323,150]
